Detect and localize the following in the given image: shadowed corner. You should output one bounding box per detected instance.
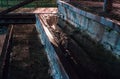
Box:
[0,25,7,35]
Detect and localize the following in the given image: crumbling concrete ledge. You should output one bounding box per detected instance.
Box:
[35,15,69,79]
[57,1,120,58]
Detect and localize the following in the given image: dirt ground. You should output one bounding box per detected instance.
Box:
[8,24,51,79]
[69,1,120,23]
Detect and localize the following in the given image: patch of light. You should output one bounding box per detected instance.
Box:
[32,8,58,14]
[44,26,58,47]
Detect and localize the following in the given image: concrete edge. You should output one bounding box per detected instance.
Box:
[59,1,120,33]
[35,15,69,79]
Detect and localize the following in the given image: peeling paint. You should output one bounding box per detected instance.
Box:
[36,15,69,79]
[58,1,120,57]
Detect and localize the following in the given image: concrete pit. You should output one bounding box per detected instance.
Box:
[8,24,51,79]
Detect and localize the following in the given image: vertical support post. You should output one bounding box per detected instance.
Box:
[103,0,113,13]
[0,0,2,7]
[7,0,8,8]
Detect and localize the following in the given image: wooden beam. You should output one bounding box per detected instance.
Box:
[0,0,36,15]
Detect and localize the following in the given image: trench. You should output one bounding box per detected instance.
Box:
[38,14,120,79]
[1,24,51,79]
[10,24,51,79]
[1,13,120,79]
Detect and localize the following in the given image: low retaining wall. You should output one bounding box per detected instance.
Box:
[35,15,69,79]
[58,1,120,57]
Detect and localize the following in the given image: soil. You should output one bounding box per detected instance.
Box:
[8,24,51,79]
[69,1,120,23]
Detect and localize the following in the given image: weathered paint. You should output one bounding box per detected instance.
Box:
[58,1,120,57]
[35,15,69,79]
[58,1,120,30]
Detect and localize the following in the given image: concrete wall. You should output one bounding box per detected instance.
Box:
[58,1,120,57]
[35,15,69,79]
